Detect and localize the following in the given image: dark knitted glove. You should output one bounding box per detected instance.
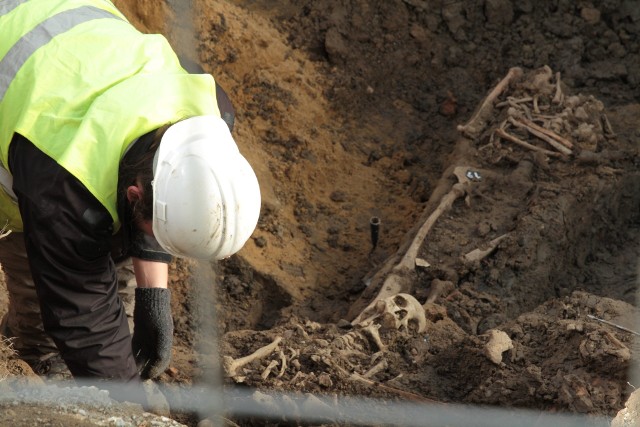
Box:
[132,288,174,379]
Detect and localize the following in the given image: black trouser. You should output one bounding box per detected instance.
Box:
[5,134,139,384]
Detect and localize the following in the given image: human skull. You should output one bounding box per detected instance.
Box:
[353,293,427,333]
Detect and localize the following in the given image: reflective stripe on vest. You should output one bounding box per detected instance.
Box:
[0,0,29,15]
[0,6,122,101]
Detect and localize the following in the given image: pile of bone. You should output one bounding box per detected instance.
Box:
[222,294,427,381]
[488,65,616,159]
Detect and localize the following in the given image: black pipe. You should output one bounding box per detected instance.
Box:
[369,216,381,251]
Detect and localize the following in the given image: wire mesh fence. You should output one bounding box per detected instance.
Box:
[0,379,617,427]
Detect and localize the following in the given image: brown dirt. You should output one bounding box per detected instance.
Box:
[2,0,640,426]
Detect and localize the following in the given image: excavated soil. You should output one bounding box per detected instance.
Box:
[1,1,640,426]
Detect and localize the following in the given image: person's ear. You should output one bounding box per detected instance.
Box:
[126,185,143,203]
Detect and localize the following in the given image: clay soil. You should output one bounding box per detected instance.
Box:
[2,1,640,426]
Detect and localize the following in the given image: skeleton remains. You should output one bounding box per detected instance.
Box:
[485,65,615,158]
[219,65,626,415]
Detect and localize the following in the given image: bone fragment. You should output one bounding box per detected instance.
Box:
[295,324,309,339]
[494,128,562,158]
[370,351,384,364]
[305,320,323,331]
[335,331,357,350]
[496,96,532,108]
[289,371,305,385]
[552,72,564,104]
[362,324,386,351]
[533,94,540,114]
[336,349,368,372]
[505,98,533,121]
[528,65,555,95]
[484,329,513,365]
[601,331,632,361]
[287,347,300,359]
[509,117,572,155]
[223,336,283,378]
[519,101,533,121]
[457,67,523,139]
[261,359,279,380]
[415,258,431,268]
[277,350,287,378]
[362,359,388,379]
[463,233,510,264]
[602,114,616,137]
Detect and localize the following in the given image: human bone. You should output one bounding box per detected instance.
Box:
[354,293,427,333]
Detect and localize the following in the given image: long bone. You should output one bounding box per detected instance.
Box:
[519,117,574,149]
[462,233,510,264]
[495,128,562,158]
[350,166,477,324]
[508,117,572,156]
[223,336,283,378]
[457,67,523,139]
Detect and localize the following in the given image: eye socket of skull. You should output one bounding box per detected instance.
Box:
[407,318,421,332]
[393,295,409,308]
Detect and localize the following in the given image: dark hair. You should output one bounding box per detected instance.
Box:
[118,125,170,223]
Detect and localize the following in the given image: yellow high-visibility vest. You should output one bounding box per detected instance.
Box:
[0,0,220,230]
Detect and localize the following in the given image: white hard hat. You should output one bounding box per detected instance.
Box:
[152,115,261,260]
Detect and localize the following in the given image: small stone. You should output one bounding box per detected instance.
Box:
[318,373,333,388]
[484,329,513,364]
[336,319,352,329]
[580,7,601,24]
[329,191,347,202]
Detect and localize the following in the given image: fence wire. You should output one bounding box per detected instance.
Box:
[0,380,614,427]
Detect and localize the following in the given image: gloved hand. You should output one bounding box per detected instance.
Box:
[132,287,174,379]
